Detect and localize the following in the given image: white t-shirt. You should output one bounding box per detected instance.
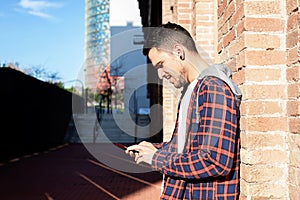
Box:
[177,79,198,153]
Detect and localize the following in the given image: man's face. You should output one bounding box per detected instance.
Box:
[148,48,187,88]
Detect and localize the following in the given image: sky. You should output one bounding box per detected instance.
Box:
[0,0,141,85]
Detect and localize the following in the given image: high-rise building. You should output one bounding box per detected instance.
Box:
[84,0,110,90]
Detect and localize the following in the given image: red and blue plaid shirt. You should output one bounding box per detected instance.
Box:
[152,76,240,200]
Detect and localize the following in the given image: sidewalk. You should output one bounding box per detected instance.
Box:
[0,144,162,200]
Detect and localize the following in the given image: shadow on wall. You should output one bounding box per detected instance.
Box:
[0,67,83,162]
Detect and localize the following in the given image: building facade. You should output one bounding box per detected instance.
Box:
[84,0,110,91]
[110,23,149,115]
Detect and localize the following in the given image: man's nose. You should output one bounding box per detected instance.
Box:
[157,68,164,79]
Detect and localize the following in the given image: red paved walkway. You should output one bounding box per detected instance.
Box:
[0,144,162,200]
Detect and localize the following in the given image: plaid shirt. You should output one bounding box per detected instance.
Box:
[152,76,240,200]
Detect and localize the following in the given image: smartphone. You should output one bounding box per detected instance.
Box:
[114,143,139,153]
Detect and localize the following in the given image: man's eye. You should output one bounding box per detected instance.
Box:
[155,62,163,69]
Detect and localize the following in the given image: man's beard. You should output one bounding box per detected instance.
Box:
[172,75,188,88]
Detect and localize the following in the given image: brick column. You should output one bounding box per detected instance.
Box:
[218,0,300,199]
[162,0,182,141]
[286,0,300,199]
[195,0,216,63]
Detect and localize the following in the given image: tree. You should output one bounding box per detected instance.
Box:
[24,65,61,83]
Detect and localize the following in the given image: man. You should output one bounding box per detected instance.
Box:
[96,66,112,115]
[126,22,242,199]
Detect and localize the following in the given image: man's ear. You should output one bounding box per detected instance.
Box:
[173,44,185,60]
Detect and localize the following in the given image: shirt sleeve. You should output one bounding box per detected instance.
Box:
[152,142,166,149]
[151,78,238,179]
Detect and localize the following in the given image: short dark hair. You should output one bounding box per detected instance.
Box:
[143,22,198,56]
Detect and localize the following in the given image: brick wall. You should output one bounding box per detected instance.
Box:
[162,0,180,141]
[219,0,287,198]
[162,0,300,199]
[218,0,300,199]
[286,0,300,198]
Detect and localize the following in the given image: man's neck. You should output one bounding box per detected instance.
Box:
[185,53,210,83]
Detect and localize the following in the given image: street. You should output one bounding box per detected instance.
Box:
[0,144,162,200]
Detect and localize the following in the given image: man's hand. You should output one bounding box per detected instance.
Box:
[125,141,157,165]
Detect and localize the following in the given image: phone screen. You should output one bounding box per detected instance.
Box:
[114,143,139,153]
[114,143,127,150]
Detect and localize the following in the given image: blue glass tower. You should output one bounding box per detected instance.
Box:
[84,0,110,90]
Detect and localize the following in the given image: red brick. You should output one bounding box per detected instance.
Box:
[242,163,285,182]
[244,18,285,32]
[218,6,227,28]
[197,39,210,46]
[286,0,298,14]
[286,65,300,82]
[223,28,235,47]
[228,34,245,58]
[218,48,230,64]
[287,46,299,65]
[245,67,281,82]
[196,15,210,22]
[287,11,299,31]
[178,13,192,19]
[290,117,300,134]
[288,82,300,98]
[218,39,223,53]
[196,21,214,27]
[217,0,222,7]
[245,50,286,65]
[287,100,300,116]
[195,0,214,2]
[226,57,237,72]
[179,19,193,24]
[236,49,246,67]
[241,131,286,150]
[244,33,281,49]
[236,18,246,37]
[248,183,289,198]
[235,0,244,10]
[218,0,228,17]
[178,8,194,14]
[218,20,229,38]
[286,29,298,48]
[223,0,236,24]
[178,2,192,8]
[244,84,286,100]
[195,2,211,11]
[232,68,245,85]
[245,117,288,132]
[242,100,283,115]
[239,194,247,200]
[244,1,281,16]
[229,3,245,28]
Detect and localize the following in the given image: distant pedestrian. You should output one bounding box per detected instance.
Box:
[97,66,112,116]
